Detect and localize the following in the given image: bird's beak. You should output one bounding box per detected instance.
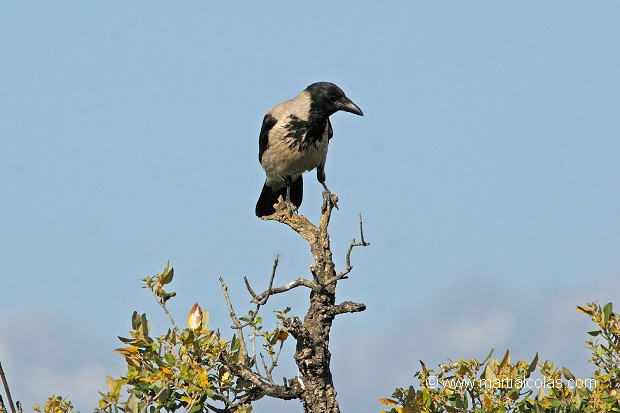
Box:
[335,97,364,116]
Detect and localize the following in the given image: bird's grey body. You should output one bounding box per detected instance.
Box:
[255,82,363,217]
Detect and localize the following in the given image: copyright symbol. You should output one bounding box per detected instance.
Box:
[426,375,439,388]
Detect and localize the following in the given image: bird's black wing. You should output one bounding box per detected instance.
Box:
[258,114,278,163]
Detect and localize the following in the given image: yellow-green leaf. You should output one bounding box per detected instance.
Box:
[139,377,156,383]
[378,398,398,406]
[114,346,138,357]
[576,306,593,315]
[483,393,492,410]
[106,376,117,392]
[201,309,210,330]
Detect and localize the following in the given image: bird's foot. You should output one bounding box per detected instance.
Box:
[321,189,339,213]
[275,195,298,217]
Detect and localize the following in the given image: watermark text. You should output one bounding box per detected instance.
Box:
[426,376,597,390]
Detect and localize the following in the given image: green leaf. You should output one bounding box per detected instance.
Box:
[499,349,511,371]
[603,302,613,325]
[588,330,602,337]
[141,313,149,336]
[526,353,539,377]
[480,348,495,365]
[126,393,138,413]
[132,311,140,330]
[562,367,575,381]
[161,265,174,285]
[164,353,175,365]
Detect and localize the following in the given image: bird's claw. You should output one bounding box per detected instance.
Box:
[321,190,339,213]
[274,195,298,217]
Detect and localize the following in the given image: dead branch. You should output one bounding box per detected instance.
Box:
[0,362,16,413]
[219,355,302,400]
[330,301,367,316]
[260,354,275,384]
[219,276,250,362]
[261,198,318,242]
[253,277,318,302]
[244,255,317,307]
[325,213,370,286]
[244,255,279,305]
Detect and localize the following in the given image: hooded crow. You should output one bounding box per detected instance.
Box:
[255,82,363,217]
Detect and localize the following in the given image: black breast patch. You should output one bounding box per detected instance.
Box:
[284,115,307,142]
[284,114,327,152]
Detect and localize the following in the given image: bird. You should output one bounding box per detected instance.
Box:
[255,82,363,217]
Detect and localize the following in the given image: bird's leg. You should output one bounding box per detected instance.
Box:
[316,166,338,210]
[284,175,292,203]
[320,181,330,193]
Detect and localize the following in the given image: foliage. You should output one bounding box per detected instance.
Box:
[33,396,77,413]
[379,301,620,413]
[96,262,289,413]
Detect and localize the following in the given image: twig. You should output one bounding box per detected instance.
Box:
[325,213,370,286]
[149,289,181,336]
[252,278,318,303]
[240,256,281,329]
[269,341,285,376]
[204,402,228,413]
[0,363,16,413]
[93,400,113,413]
[219,276,249,362]
[244,254,317,307]
[244,255,279,306]
[145,382,171,409]
[260,354,275,384]
[358,213,367,244]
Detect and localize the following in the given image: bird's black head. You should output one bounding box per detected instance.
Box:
[305,82,364,117]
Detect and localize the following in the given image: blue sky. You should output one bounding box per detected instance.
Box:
[1,2,619,412]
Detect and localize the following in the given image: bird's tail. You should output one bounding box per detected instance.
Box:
[255,176,303,217]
